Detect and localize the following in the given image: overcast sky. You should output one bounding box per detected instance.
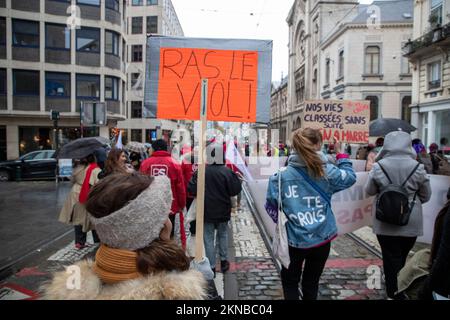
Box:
[170,0,374,82]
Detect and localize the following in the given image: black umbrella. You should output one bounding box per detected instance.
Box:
[369,118,416,137]
[57,137,110,159]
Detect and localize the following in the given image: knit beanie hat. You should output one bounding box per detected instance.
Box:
[90,175,173,251]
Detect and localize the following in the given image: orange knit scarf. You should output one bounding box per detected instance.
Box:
[93,244,141,284]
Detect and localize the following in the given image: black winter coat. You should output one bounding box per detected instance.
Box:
[188,164,242,223]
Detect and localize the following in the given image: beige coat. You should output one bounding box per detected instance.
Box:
[58,165,101,232]
[41,260,207,300]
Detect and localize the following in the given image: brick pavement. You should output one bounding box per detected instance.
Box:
[228,198,387,300]
[2,197,387,300]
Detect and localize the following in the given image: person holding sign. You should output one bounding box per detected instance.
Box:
[188,143,242,276]
[265,128,356,300]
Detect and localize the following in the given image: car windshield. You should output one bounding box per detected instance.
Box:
[20,152,38,161]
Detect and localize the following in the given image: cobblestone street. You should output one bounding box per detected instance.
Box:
[2,195,388,300]
[228,198,386,300]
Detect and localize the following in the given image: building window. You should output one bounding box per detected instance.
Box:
[131,73,143,90]
[76,27,100,53]
[365,95,380,121]
[106,0,119,11]
[401,43,411,74]
[76,74,100,98]
[365,46,380,75]
[105,30,119,56]
[77,0,100,6]
[105,76,119,100]
[46,72,70,97]
[0,18,6,45]
[325,58,330,85]
[147,16,158,34]
[338,50,344,78]
[46,23,70,50]
[0,69,6,95]
[312,69,317,97]
[131,101,142,118]
[132,17,143,34]
[132,0,143,5]
[13,70,40,96]
[147,0,158,4]
[132,45,143,62]
[435,109,450,150]
[131,129,142,142]
[430,0,443,27]
[401,96,412,123]
[12,19,39,48]
[428,61,441,89]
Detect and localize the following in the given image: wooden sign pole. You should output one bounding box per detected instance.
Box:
[195,79,208,262]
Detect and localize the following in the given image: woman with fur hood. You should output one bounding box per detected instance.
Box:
[43,173,209,300]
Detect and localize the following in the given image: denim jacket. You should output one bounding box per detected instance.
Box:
[265,152,356,249]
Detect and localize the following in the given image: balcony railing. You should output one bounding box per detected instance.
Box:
[403,22,450,56]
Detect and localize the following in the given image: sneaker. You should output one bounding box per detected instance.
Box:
[220,260,230,273]
[75,243,86,250]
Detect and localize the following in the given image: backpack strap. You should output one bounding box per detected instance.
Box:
[378,163,393,184]
[401,163,421,187]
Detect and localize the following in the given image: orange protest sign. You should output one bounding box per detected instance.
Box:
[157,48,258,122]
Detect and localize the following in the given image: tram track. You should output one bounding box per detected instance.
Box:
[243,183,383,262]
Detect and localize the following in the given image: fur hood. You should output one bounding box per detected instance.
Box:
[41,260,208,300]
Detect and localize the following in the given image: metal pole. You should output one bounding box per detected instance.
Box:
[195,79,208,262]
[80,101,84,138]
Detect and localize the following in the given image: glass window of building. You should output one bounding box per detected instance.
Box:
[365,95,379,121]
[132,0,143,5]
[147,0,158,5]
[0,69,6,95]
[131,101,142,118]
[132,17,143,34]
[131,73,142,90]
[106,0,120,11]
[430,0,443,26]
[0,17,6,45]
[131,129,142,142]
[132,45,143,62]
[12,19,40,47]
[325,58,330,85]
[401,96,412,123]
[147,16,158,34]
[76,74,100,98]
[428,61,441,89]
[365,46,380,74]
[46,23,70,50]
[435,110,450,150]
[105,30,119,56]
[338,50,344,78]
[77,0,100,6]
[46,72,71,97]
[13,70,40,96]
[105,76,119,100]
[76,27,100,52]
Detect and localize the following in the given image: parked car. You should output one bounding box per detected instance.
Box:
[0,150,57,181]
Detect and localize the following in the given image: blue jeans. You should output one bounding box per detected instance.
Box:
[204,222,229,269]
